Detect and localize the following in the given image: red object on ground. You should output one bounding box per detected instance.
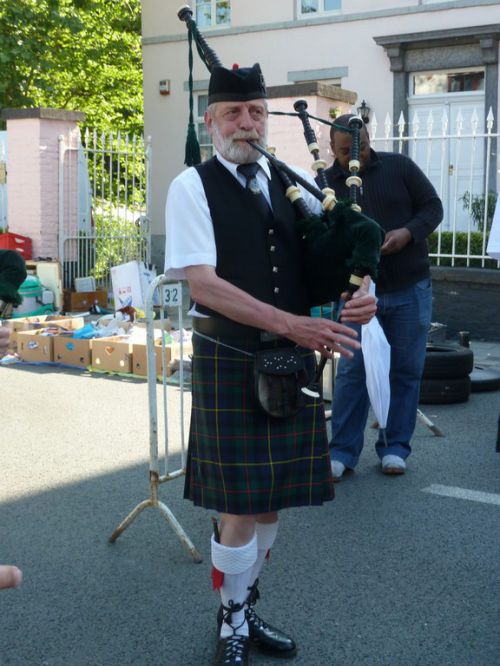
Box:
[0,232,33,259]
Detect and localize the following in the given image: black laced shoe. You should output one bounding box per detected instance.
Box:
[213,634,250,665]
[245,581,297,658]
[214,600,250,666]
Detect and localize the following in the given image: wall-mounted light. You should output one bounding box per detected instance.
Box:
[159,79,171,96]
[357,99,371,124]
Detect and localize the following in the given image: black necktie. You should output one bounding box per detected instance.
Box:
[237,163,272,217]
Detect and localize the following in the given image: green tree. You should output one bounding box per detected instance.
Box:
[0,0,143,134]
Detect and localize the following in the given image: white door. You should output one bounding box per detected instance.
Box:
[408,98,485,232]
[408,69,485,232]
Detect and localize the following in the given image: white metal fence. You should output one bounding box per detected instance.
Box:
[369,107,499,268]
[58,128,152,292]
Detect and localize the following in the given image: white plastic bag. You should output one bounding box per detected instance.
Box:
[486,195,500,260]
[361,284,391,431]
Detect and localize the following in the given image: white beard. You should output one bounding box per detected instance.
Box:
[211,124,268,164]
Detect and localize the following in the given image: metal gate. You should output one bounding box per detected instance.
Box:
[369,107,499,268]
[58,128,151,292]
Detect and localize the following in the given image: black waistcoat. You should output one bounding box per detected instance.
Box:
[194,157,309,318]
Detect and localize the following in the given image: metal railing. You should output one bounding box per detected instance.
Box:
[369,107,499,269]
[109,278,202,563]
[58,128,152,293]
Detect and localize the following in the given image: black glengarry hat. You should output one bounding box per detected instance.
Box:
[208,63,267,105]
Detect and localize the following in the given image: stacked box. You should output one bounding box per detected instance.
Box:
[0,232,32,259]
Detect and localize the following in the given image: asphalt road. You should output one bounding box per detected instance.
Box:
[0,353,499,666]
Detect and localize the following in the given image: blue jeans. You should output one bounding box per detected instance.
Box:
[330,278,432,467]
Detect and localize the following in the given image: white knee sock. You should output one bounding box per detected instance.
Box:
[211,533,257,638]
[249,520,278,590]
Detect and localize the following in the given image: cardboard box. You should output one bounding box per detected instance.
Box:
[5,315,85,352]
[110,261,157,310]
[132,340,193,378]
[63,289,108,312]
[91,336,133,373]
[53,336,92,369]
[7,315,85,333]
[17,330,54,363]
[132,340,171,377]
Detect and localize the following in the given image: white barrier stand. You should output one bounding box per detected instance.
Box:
[109,276,202,563]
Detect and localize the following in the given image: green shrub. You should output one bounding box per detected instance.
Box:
[460,190,497,233]
[74,208,148,284]
[428,231,498,268]
[92,212,147,280]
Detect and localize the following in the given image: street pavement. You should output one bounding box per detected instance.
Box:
[0,340,499,666]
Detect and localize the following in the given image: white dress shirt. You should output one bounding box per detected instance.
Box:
[164,152,322,280]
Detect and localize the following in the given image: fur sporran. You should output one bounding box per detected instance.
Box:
[253,347,308,418]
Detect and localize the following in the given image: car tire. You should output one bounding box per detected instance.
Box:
[419,376,471,404]
[423,343,474,379]
[470,366,500,392]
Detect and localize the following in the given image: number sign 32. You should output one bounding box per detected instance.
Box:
[162,282,182,308]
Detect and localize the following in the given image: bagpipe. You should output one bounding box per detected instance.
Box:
[177,5,384,394]
[252,101,384,307]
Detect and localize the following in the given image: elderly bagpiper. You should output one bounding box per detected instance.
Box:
[164,49,377,665]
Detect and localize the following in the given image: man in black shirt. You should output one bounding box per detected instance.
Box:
[323,114,443,479]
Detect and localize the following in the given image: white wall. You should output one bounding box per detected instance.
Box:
[141,0,500,242]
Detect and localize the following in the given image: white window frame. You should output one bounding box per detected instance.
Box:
[195,0,231,29]
[298,0,341,16]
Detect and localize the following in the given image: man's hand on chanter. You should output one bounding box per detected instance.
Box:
[285,315,360,359]
[340,275,377,324]
[284,277,377,357]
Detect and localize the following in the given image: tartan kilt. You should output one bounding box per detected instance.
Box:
[184,332,335,514]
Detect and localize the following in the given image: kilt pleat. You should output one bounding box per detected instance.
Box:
[184,332,335,514]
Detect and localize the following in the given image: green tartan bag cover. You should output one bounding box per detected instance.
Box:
[254,347,309,419]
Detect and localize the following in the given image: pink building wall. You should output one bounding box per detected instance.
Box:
[266,83,356,177]
[2,108,84,260]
